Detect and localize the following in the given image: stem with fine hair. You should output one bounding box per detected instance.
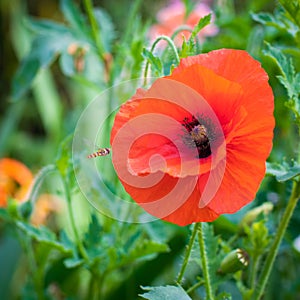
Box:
[176,223,199,284]
[198,222,215,300]
[171,25,193,40]
[171,25,201,50]
[187,279,204,294]
[143,35,180,85]
[252,180,300,300]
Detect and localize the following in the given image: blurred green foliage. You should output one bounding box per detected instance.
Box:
[0,0,300,299]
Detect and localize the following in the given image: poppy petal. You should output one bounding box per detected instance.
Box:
[111,78,227,178]
[119,171,219,225]
[111,49,274,225]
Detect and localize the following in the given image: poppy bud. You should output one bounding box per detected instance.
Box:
[218,248,249,275]
[6,198,19,219]
[239,202,273,231]
[19,200,33,220]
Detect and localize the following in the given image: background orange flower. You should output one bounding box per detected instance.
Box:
[30,194,62,226]
[111,49,274,226]
[0,158,33,207]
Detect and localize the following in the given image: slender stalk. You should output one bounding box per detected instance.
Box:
[83,0,105,62]
[17,228,45,299]
[186,279,204,294]
[29,164,56,204]
[26,238,46,300]
[249,254,260,289]
[143,35,180,85]
[198,223,215,300]
[176,223,199,284]
[171,25,193,40]
[87,272,101,300]
[252,181,300,300]
[61,175,89,261]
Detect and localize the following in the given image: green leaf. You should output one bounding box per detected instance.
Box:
[278,0,300,27]
[25,18,70,36]
[84,214,102,248]
[64,256,84,268]
[275,165,300,181]
[123,228,143,252]
[59,230,76,253]
[266,162,287,178]
[60,0,89,36]
[144,220,179,243]
[11,34,71,100]
[140,285,192,300]
[178,14,211,57]
[251,11,288,32]
[16,221,71,254]
[263,43,300,119]
[294,72,300,94]
[189,13,211,41]
[142,48,163,76]
[0,208,10,221]
[252,7,299,39]
[59,230,83,268]
[266,162,300,181]
[264,43,295,92]
[103,234,169,271]
[126,239,170,263]
[252,12,278,25]
[11,57,39,100]
[33,35,71,68]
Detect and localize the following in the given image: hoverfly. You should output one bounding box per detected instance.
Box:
[87,147,110,158]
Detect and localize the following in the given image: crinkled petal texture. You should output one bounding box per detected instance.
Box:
[111,49,274,226]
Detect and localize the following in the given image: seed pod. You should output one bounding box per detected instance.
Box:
[218,248,249,275]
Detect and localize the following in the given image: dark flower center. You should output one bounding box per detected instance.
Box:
[182,116,212,158]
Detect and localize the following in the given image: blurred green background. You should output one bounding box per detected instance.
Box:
[1,0,300,299]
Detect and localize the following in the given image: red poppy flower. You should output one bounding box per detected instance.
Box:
[110,49,274,226]
[0,158,33,207]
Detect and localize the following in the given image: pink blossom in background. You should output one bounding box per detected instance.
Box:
[148,0,218,47]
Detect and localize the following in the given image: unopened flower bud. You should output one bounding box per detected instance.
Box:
[18,200,33,220]
[239,202,273,231]
[218,248,249,275]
